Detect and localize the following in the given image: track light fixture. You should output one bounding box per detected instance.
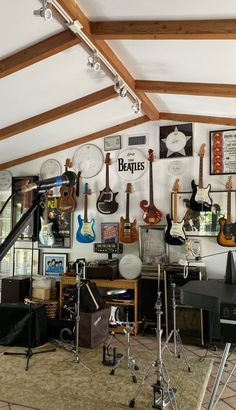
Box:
[87,51,101,72]
[33,0,52,21]
[131,100,141,115]
[114,77,127,98]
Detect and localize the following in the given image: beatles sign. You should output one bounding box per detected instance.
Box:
[117,148,147,180]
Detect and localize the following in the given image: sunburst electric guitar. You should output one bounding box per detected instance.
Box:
[76,182,96,243]
[39,193,55,247]
[140,149,162,224]
[165,179,186,245]
[217,176,236,247]
[119,183,138,244]
[96,153,118,214]
[190,144,212,212]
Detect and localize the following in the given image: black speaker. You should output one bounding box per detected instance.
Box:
[1,276,30,303]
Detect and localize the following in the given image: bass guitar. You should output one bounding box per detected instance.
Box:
[165,179,186,245]
[217,176,236,247]
[190,144,212,212]
[39,193,55,247]
[96,153,118,214]
[76,182,96,243]
[119,183,138,244]
[58,158,76,213]
[140,149,162,224]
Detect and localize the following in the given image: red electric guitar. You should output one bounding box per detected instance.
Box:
[140,149,162,224]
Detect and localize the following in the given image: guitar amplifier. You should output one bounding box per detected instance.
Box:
[86,258,119,280]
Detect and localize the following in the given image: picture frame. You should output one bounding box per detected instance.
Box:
[159,123,193,159]
[173,191,236,237]
[42,253,68,276]
[14,247,39,276]
[139,225,168,270]
[104,135,121,151]
[209,129,236,175]
[101,222,119,243]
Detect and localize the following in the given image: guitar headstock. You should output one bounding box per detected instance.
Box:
[148,149,154,162]
[126,182,133,193]
[198,144,206,158]
[226,176,232,191]
[65,158,73,171]
[172,178,180,193]
[105,153,111,165]
[84,182,90,195]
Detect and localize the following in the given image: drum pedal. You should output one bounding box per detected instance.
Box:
[102,345,123,367]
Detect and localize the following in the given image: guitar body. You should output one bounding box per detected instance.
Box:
[165,214,186,246]
[140,200,162,225]
[96,190,118,214]
[76,214,96,243]
[190,180,212,212]
[217,217,236,247]
[39,216,55,247]
[119,216,138,244]
[58,186,76,213]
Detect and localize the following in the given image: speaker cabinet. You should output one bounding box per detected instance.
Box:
[1,276,30,303]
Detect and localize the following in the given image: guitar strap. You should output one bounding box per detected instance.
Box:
[75,171,81,197]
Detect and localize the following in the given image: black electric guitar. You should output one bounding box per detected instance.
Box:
[96,153,118,214]
[190,144,212,212]
[217,176,236,247]
[165,179,186,245]
[119,183,138,244]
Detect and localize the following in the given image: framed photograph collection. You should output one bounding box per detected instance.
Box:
[210,129,236,175]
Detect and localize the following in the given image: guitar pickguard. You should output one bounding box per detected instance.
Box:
[165,215,185,246]
[190,181,212,212]
[39,217,55,247]
[96,191,118,214]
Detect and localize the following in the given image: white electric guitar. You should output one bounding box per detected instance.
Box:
[190,144,212,212]
[165,179,185,245]
[39,194,55,247]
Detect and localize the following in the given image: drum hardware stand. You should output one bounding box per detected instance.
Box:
[102,331,123,367]
[110,310,139,383]
[129,266,178,409]
[162,283,192,373]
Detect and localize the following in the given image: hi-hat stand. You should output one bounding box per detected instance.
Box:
[129,266,178,409]
[162,283,192,373]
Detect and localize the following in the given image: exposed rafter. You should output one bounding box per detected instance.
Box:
[91,19,236,40]
[159,112,236,126]
[135,80,236,98]
[0,30,80,79]
[0,86,117,141]
[0,116,149,170]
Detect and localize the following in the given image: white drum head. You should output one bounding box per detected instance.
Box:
[119,254,142,280]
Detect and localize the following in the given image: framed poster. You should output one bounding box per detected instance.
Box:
[210,129,236,175]
[139,225,168,270]
[104,135,121,151]
[101,222,119,243]
[160,124,193,159]
[43,253,68,276]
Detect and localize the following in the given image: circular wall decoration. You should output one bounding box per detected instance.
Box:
[73,144,104,178]
[119,254,142,280]
[40,159,62,179]
[0,170,12,191]
[168,160,185,176]
[117,148,147,181]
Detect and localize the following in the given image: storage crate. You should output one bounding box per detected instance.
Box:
[32,288,50,300]
[24,298,58,319]
[33,276,56,290]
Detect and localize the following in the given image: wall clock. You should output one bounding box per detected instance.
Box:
[160,124,193,159]
[0,170,12,191]
[73,144,104,178]
[40,159,62,179]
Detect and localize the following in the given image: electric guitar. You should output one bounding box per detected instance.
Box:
[76,182,96,243]
[96,153,118,214]
[119,183,138,244]
[190,144,212,212]
[140,149,162,224]
[39,193,55,247]
[217,176,236,247]
[58,159,76,213]
[165,179,186,245]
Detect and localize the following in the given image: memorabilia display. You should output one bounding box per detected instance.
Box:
[160,124,193,158]
[117,147,147,181]
[73,144,104,178]
[76,182,95,243]
[43,252,67,276]
[165,179,186,246]
[139,225,167,270]
[190,143,212,212]
[96,153,118,214]
[104,135,121,151]
[217,176,236,247]
[101,222,119,243]
[210,129,236,175]
[119,183,138,244]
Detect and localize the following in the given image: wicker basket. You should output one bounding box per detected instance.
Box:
[24,298,58,319]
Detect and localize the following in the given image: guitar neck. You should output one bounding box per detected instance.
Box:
[84,194,88,223]
[173,191,178,223]
[199,157,203,188]
[105,164,110,191]
[149,160,154,204]
[125,192,130,222]
[227,190,232,224]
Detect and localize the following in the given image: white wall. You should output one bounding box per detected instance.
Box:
[9,120,236,279]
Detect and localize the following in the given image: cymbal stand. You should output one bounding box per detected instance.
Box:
[110,310,139,383]
[129,265,178,409]
[162,283,192,373]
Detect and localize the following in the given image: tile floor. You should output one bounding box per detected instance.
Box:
[0,334,236,410]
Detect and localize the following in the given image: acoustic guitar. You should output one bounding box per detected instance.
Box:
[39,192,55,247]
[217,176,236,247]
[58,159,76,213]
[119,183,138,244]
[96,153,118,214]
[190,144,212,212]
[165,179,186,246]
[140,149,162,224]
[76,182,96,243]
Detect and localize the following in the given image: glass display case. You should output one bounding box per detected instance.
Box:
[0,190,13,281]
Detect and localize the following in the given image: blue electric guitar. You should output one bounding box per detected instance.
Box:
[76,183,96,243]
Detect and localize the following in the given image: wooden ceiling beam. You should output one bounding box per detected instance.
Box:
[159,112,236,126]
[55,1,160,120]
[0,116,149,170]
[91,19,236,40]
[135,80,236,98]
[0,30,81,79]
[0,86,117,141]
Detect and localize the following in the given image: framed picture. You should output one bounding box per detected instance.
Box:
[43,253,68,276]
[160,123,193,159]
[101,222,119,243]
[139,225,168,270]
[104,135,121,151]
[14,247,39,276]
[210,129,236,175]
[173,191,236,237]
